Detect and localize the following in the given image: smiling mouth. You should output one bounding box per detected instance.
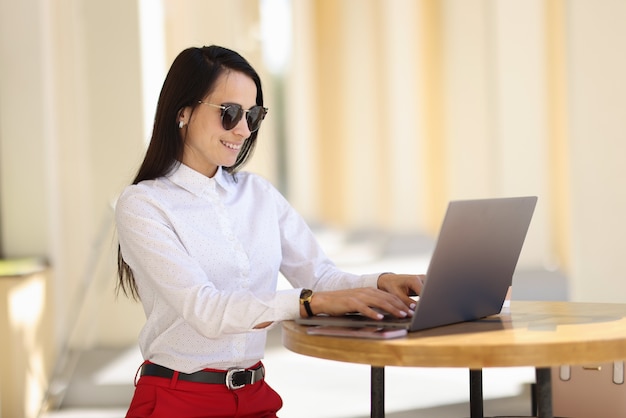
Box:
[221,140,242,151]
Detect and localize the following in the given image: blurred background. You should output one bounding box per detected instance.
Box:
[1,0,625,417]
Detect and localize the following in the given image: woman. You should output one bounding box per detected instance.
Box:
[116,45,424,418]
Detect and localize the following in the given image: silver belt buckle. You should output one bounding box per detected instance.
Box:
[226,368,247,390]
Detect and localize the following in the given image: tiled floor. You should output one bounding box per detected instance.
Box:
[41,229,566,417]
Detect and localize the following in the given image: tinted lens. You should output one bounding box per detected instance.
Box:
[246,106,267,132]
[221,105,244,130]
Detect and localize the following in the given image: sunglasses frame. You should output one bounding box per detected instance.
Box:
[198,101,268,132]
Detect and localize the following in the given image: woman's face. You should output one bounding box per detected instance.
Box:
[180,70,257,177]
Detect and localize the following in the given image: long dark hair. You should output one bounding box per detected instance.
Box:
[117,45,265,299]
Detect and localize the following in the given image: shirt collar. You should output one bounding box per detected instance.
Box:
[167,163,236,197]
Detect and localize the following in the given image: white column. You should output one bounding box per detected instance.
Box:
[567,0,626,302]
[489,0,552,267]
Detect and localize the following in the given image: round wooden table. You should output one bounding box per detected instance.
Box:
[282,301,626,418]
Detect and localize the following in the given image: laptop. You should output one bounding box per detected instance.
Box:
[296,196,537,332]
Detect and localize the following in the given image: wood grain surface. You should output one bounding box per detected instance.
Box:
[282,301,626,369]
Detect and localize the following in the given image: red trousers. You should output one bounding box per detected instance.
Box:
[126,363,283,418]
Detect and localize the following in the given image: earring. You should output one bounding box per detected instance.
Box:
[179,120,185,128]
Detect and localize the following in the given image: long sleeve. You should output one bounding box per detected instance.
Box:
[115,164,378,372]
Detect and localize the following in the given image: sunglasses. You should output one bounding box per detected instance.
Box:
[198,101,268,132]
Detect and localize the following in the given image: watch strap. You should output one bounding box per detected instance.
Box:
[303,299,314,317]
[300,289,314,317]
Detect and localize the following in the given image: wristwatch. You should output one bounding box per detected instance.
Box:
[299,289,314,317]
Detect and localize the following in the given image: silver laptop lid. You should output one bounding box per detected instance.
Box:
[295,196,537,332]
[409,196,537,331]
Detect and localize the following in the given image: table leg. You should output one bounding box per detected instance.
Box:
[535,367,553,418]
[469,369,484,418]
[371,366,384,418]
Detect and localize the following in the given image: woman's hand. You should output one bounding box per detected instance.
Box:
[307,286,416,321]
[377,273,425,309]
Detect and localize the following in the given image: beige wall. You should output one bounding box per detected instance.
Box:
[1,0,626,413]
[0,0,146,414]
[567,0,626,301]
[287,0,626,302]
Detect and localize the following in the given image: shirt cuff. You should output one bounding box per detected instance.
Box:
[274,287,303,320]
[362,272,384,289]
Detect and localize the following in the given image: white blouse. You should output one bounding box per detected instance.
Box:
[115,163,380,373]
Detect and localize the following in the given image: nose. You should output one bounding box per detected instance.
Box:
[231,114,251,138]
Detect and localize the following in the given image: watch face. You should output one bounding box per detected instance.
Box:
[300,289,313,300]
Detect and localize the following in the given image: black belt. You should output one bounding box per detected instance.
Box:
[140,362,265,390]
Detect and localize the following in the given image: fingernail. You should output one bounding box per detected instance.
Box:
[410,302,417,310]
[376,313,384,320]
[399,310,408,317]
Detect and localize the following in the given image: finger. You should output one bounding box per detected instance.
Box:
[367,294,413,318]
[360,302,412,320]
[406,275,425,296]
[360,306,387,320]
